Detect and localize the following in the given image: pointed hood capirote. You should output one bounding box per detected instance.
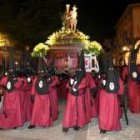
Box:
[129,47,140,83]
[37,57,44,75]
[24,53,34,76]
[104,54,119,93]
[24,53,30,69]
[35,57,49,95]
[98,53,108,74]
[15,53,25,77]
[6,49,17,93]
[8,50,15,77]
[76,50,86,79]
[48,55,55,74]
[70,50,86,96]
[42,57,49,75]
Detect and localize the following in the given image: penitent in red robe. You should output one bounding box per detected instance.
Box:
[122,66,140,113]
[84,72,97,122]
[0,77,23,129]
[99,78,124,131]
[30,76,52,127]
[19,76,33,122]
[95,75,103,116]
[58,78,69,99]
[62,77,87,129]
[49,75,60,121]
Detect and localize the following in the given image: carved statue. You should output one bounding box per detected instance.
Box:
[66,5,78,32]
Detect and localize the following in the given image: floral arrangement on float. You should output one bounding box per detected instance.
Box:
[83,41,103,56]
[44,26,103,56]
[45,27,90,46]
[31,43,50,57]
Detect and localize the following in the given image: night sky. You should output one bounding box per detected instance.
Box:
[62,0,140,42]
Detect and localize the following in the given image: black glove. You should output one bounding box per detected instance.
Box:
[30,95,35,104]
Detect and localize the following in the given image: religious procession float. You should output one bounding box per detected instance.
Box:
[31,5,103,73]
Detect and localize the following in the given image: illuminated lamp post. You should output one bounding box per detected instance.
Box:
[122,46,130,66]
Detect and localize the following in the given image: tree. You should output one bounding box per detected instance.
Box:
[0,0,64,50]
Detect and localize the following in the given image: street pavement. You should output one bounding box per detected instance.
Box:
[0,100,140,140]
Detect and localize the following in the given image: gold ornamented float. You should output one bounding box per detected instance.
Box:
[32,5,103,72]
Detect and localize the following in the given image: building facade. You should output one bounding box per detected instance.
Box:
[115,3,140,45]
[114,3,140,65]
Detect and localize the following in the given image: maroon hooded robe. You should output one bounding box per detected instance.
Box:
[84,72,97,121]
[62,77,87,129]
[122,66,140,113]
[19,76,33,122]
[99,78,124,131]
[49,75,60,121]
[0,76,23,129]
[30,76,53,127]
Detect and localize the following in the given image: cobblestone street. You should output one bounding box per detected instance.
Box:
[0,100,140,140]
